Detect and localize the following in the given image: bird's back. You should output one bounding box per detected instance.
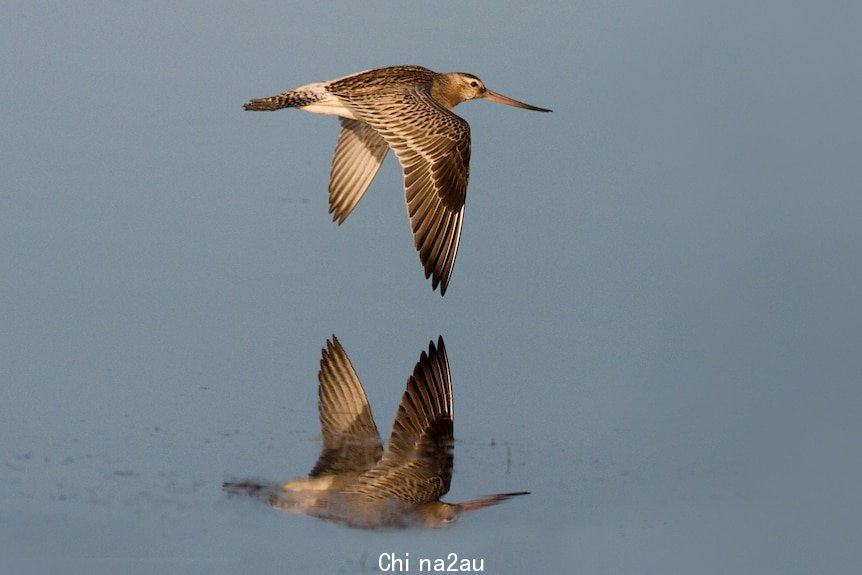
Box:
[327,66,438,97]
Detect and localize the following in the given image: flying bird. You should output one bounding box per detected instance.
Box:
[224,336,528,529]
[243,66,551,295]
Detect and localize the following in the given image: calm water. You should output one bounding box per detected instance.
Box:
[3,1,861,573]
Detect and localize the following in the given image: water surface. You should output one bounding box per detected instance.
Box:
[2,1,861,573]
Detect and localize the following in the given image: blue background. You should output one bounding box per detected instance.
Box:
[2,1,860,573]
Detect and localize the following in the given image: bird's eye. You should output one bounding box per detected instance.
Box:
[470,81,478,87]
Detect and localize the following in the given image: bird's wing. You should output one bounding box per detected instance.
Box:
[331,86,469,295]
[345,337,454,503]
[328,118,390,224]
[309,336,383,477]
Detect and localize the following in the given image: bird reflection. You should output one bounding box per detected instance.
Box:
[224,336,528,529]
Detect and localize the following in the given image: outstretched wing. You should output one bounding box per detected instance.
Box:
[328,118,389,224]
[309,336,383,477]
[346,337,454,503]
[330,85,469,295]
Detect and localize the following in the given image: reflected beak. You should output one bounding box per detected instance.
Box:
[460,491,531,511]
[484,90,551,112]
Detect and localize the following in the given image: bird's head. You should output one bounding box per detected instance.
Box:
[433,73,551,112]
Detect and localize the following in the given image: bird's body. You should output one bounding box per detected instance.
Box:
[244,66,551,295]
[224,336,528,529]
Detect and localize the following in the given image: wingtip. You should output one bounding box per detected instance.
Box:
[434,274,450,296]
[423,335,447,361]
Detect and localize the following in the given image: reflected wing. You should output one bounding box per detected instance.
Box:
[331,85,468,295]
[328,118,390,224]
[309,336,383,477]
[346,337,453,503]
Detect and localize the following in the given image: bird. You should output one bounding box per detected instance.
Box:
[243,65,551,295]
[223,335,529,529]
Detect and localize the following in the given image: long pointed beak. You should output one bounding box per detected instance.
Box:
[484,90,551,112]
[459,491,531,511]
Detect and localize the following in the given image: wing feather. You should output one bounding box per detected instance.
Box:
[309,336,383,477]
[345,337,453,503]
[330,85,469,295]
[328,119,389,224]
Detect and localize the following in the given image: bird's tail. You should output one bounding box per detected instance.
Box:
[243,94,293,111]
[243,84,325,111]
[223,479,272,498]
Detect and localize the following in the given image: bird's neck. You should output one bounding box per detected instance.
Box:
[430,74,466,109]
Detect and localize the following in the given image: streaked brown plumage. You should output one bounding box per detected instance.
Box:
[223,336,528,529]
[243,66,551,295]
